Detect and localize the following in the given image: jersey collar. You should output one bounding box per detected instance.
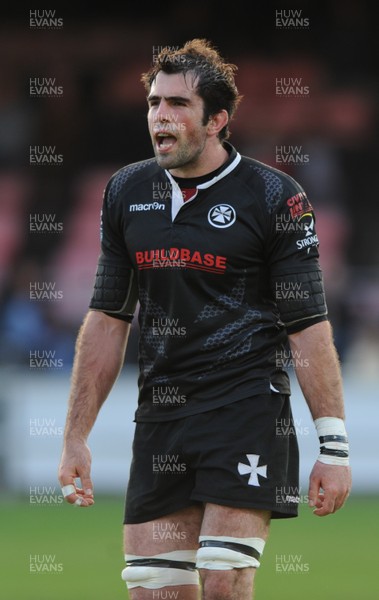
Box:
[165,142,241,221]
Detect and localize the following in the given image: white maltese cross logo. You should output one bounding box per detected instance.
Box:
[208,204,236,228]
[238,454,268,487]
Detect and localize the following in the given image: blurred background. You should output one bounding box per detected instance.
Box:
[0,2,378,598]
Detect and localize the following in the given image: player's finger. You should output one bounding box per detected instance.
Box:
[61,483,76,499]
[61,482,81,505]
[312,489,336,516]
[333,489,350,512]
[307,475,320,508]
[80,475,94,499]
[61,480,94,507]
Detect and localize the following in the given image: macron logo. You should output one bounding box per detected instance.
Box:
[129,202,165,212]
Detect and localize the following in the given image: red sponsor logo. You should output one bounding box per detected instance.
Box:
[135,248,227,274]
[286,192,313,219]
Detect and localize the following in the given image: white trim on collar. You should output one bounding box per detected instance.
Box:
[165,151,241,222]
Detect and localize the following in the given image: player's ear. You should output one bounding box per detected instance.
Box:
[207,109,229,136]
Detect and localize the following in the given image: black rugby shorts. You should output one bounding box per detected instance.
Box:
[123,394,299,524]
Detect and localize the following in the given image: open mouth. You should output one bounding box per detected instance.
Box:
[155,132,177,152]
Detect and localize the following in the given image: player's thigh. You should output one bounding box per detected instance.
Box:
[124,504,204,554]
[198,503,271,597]
[201,502,271,538]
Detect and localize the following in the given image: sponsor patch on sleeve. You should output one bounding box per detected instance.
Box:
[286,192,313,220]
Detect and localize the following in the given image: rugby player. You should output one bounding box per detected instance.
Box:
[59,39,352,599]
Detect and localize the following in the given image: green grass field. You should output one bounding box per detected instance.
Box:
[2,494,377,599]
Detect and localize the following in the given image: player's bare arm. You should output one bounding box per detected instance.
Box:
[288,320,352,516]
[58,310,130,507]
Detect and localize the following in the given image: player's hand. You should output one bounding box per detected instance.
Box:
[58,440,95,507]
[308,460,352,516]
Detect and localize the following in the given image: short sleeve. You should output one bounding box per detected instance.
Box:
[88,173,138,322]
[267,178,328,333]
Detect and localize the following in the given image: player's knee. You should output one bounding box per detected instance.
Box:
[121,550,199,590]
[196,535,264,598]
[200,569,249,600]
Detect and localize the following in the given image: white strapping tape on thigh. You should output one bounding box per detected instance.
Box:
[122,550,199,589]
[196,536,266,570]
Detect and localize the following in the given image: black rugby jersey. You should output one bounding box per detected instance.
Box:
[91,143,328,421]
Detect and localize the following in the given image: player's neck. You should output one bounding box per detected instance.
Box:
[169,142,229,179]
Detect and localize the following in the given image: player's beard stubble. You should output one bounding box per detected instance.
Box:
[151,127,208,173]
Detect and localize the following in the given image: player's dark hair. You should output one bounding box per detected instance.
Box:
[141,39,242,141]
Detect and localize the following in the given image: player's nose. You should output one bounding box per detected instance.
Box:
[154,101,173,123]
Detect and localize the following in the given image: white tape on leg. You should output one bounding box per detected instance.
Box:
[196,536,265,570]
[122,550,199,590]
